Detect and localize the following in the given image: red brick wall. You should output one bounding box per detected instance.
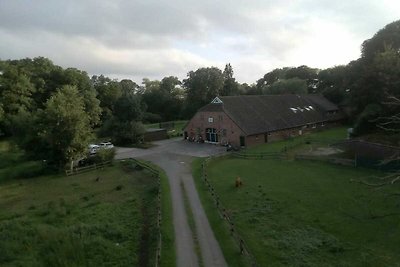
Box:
[185,110,341,147]
[184,111,245,146]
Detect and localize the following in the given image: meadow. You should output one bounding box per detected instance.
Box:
[0,147,159,266]
[193,127,400,266]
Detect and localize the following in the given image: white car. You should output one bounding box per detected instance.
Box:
[99,142,114,149]
[88,144,100,154]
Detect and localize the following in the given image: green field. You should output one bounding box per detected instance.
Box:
[193,127,400,266]
[196,158,400,266]
[0,159,159,266]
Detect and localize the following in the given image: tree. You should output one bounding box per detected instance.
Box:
[256,66,318,94]
[102,89,146,145]
[92,75,122,121]
[263,78,307,95]
[0,65,36,135]
[120,79,139,95]
[160,76,181,93]
[39,85,93,167]
[361,20,400,62]
[375,95,400,134]
[317,65,349,104]
[114,92,144,122]
[183,67,224,117]
[221,63,239,96]
[351,46,400,134]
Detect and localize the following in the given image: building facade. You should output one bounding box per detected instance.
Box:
[184,95,343,147]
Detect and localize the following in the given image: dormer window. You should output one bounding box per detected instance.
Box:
[211,97,223,104]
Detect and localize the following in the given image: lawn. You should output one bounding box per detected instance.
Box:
[0,161,159,266]
[196,157,400,266]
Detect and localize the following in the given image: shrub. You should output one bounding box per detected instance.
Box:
[92,148,115,163]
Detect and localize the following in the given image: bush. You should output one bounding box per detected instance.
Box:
[92,148,115,163]
[112,121,145,146]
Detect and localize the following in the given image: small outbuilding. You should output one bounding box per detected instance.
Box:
[144,128,168,142]
[184,94,343,147]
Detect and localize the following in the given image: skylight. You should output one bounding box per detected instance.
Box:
[290,108,297,113]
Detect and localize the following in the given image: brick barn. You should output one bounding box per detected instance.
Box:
[183,94,343,147]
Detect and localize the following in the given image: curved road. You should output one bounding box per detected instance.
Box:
[116,138,228,267]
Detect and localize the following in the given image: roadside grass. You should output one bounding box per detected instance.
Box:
[203,157,400,266]
[139,161,176,267]
[245,126,348,154]
[0,162,159,266]
[181,181,204,267]
[192,158,252,267]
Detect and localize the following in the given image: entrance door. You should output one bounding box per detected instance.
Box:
[206,128,218,143]
[264,133,268,143]
[240,136,245,147]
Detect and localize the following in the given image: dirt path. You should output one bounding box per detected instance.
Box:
[116,140,227,267]
[142,152,227,267]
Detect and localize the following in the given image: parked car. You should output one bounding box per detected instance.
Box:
[99,142,114,149]
[88,144,100,154]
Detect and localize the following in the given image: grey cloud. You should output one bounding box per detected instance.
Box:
[0,0,398,83]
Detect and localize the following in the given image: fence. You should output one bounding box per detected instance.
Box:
[333,140,400,171]
[232,151,285,160]
[129,158,162,267]
[201,157,259,267]
[65,161,112,176]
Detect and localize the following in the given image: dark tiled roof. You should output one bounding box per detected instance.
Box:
[199,103,224,112]
[217,95,342,135]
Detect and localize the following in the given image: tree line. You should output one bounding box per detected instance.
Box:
[0,20,399,167]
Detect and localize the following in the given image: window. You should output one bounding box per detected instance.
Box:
[219,115,223,121]
[208,117,213,123]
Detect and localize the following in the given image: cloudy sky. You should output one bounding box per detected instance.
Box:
[0,0,399,84]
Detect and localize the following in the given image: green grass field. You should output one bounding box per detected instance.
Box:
[196,157,400,267]
[0,159,159,266]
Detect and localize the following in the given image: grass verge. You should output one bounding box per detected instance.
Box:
[192,158,251,267]
[181,181,204,267]
[137,160,176,267]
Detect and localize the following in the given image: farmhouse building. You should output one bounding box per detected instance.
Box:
[184,94,343,147]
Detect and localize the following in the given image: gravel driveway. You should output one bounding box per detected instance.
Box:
[116,138,228,267]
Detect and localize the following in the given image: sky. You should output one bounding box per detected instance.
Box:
[0,0,399,84]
